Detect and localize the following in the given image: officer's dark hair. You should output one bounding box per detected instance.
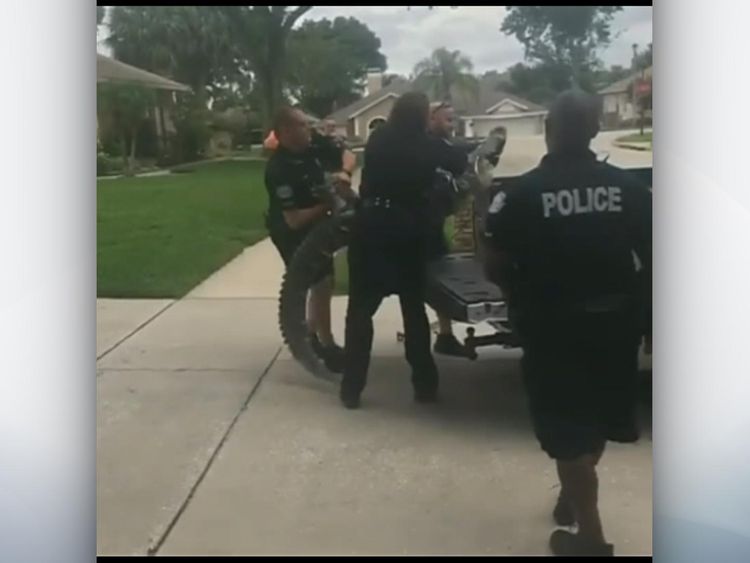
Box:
[545,90,602,152]
[389,91,430,133]
[273,106,301,135]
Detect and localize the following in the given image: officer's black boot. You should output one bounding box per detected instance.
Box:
[339,387,361,410]
[433,333,472,358]
[553,492,575,526]
[310,334,345,374]
[319,343,345,373]
[549,530,614,556]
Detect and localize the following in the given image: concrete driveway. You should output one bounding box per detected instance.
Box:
[96,130,652,556]
[97,298,652,556]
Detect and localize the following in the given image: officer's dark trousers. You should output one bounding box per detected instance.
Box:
[343,232,438,397]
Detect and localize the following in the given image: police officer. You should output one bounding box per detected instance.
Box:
[265,106,357,372]
[483,90,652,556]
[341,92,468,409]
[427,101,483,358]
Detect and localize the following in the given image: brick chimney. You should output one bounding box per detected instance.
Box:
[366,69,383,96]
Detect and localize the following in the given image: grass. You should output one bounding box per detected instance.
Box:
[333,249,349,295]
[97,160,269,298]
[617,131,653,144]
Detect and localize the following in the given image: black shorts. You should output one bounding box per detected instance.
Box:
[520,312,641,461]
[270,230,333,283]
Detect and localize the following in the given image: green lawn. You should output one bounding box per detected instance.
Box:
[97,160,269,298]
[617,131,653,144]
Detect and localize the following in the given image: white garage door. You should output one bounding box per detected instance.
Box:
[473,115,543,137]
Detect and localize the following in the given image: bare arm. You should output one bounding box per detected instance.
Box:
[341,149,357,175]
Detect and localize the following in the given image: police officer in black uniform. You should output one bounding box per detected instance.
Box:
[341,92,468,409]
[483,90,652,556]
[426,101,490,358]
[265,106,356,372]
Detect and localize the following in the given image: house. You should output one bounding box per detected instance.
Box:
[326,72,412,141]
[599,66,652,128]
[97,54,191,148]
[326,71,547,142]
[450,77,547,138]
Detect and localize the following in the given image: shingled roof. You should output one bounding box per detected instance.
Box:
[326,73,545,123]
[326,77,412,123]
[97,54,191,92]
[450,75,547,115]
[599,66,652,95]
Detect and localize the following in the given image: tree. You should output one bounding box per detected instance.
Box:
[412,48,478,102]
[97,6,105,27]
[501,6,623,89]
[634,42,652,70]
[221,6,313,130]
[498,62,572,104]
[286,17,387,117]
[107,6,236,103]
[97,83,156,175]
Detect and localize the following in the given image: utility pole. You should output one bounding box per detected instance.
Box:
[632,43,646,136]
[631,43,639,132]
[639,62,646,136]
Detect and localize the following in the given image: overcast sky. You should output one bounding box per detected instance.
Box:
[97,6,652,75]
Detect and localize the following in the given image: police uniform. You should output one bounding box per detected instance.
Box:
[342,124,467,401]
[484,150,652,460]
[264,132,345,276]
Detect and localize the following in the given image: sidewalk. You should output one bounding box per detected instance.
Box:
[188,238,285,299]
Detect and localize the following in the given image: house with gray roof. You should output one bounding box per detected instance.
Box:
[326,71,548,142]
[599,66,652,128]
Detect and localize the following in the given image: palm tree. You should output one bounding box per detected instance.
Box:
[412,47,478,102]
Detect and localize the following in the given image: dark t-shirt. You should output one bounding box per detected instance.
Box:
[350,125,468,293]
[264,136,343,239]
[360,125,467,215]
[483,150,652,318]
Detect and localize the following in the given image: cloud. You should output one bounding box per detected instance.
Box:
[96,6,653,75]
[303,6,653,74]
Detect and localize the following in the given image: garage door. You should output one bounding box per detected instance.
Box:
[474,116,542,137]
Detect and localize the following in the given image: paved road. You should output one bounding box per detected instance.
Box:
[496,129,652,176]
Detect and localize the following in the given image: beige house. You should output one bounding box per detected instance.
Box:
[326,71,547,141]
[326,72,411,141]
[599,66,652,128]
[96,54,191,145]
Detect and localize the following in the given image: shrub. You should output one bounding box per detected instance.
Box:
[97,152,125,176]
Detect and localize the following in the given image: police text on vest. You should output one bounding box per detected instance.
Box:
[541,187,622,218]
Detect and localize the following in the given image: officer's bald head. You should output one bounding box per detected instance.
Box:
[545,90,601,154]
